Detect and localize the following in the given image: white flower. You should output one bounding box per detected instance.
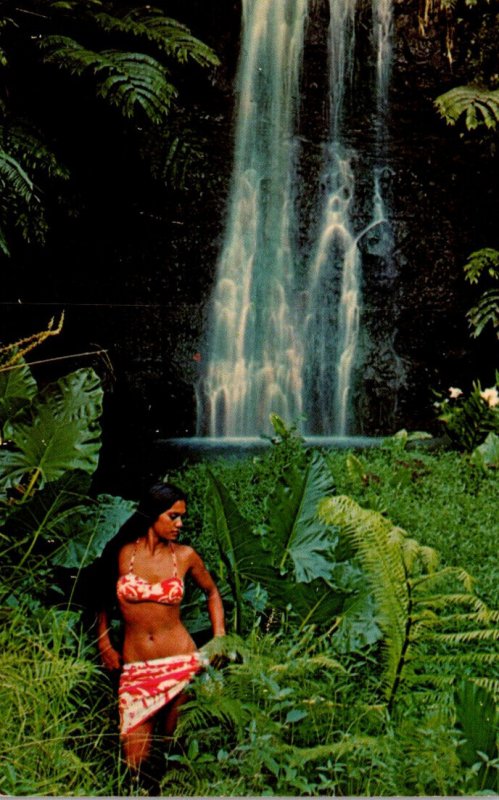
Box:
[480,387,499,408]
[448,387,463,399]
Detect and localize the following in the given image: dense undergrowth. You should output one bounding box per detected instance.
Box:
[176,441,499,606]
[0,355,497,796]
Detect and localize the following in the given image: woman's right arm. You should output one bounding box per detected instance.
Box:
[97,609,122,670]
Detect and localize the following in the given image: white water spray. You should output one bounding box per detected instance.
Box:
[197,0,394,437]
[196,0,307,436]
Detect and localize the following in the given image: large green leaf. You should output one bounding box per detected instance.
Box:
[0,473,92,582]
[331,587,382,653]
[0,357,37,428]
[51,493,136,568]
[37,366,102,428]
[471,432,499,468]
[206,471,375,647]
[267,450,337,582]
[206,472,280,630]
[266,577,345,627]
[4,471,92,542]
[0,368,103,493]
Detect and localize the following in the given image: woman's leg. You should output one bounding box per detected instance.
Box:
[121,718,155,770]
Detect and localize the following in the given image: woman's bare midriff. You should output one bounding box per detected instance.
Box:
[119,601,196,663]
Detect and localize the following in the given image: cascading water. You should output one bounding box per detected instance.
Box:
[197,0,395,438]
[196,0,307,437]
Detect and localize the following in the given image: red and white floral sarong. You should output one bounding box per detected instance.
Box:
[118,652,208,735]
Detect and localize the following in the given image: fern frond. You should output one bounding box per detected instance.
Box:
[0,224,9,256]
[410,566,475,593]
[0,122,69,182]
[269,654,346,675]
[319,496,420,704]
[429,652,499,666]
[400,536,423,573]
[467,289,499,338]
[418,545,440,572]
[0,150,34,200]
[407,672,456,690]
[464,248,499,284]
[430,610,499,626]
[95,8,220,68]
[435,84,499,130]
[468,676,499,697]
[39,36,176,123]
[297,734,385,763]
[178,689,251,735]
[434,628,498,644]
[140,128,206,191]
[413,593,491,612]
[318,496,499,711]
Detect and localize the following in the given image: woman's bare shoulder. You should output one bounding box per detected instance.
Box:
[176,543,195,557]
[176,543,201,565]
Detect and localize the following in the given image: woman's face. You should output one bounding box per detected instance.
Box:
[151,500,186,542]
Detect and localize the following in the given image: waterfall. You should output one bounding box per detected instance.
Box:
[196,0,307,436]
[197,0,394,438]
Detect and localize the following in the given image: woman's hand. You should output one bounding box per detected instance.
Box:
[99,642,122,671]
[201,635,230,668]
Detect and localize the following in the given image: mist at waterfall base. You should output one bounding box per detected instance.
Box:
[194,0,404,441]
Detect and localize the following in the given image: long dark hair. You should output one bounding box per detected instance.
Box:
[120,481,187,543]
[89,481,187,614]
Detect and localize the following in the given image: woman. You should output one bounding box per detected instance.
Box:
[96,481,225,770]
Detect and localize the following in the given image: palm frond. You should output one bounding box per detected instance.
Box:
[140,128,207,191]
[464,248,499,284]
[39,35,177,123]
[0,223,9,256]
[0,150,34,200]
[435,84,499,130]
[467,288,499,338]
[0,122,69,182]
[95,7,220,68]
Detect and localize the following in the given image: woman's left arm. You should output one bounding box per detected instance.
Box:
[189,550,226,637]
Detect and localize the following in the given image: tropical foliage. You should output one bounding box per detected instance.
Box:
[463,248,499,340]
[426,0,499,134]
[435,85,499,131]
[0,327,132,606]
[433,379,499,452]
[206,455,380,650]
[0,327,497,797]
[319,495,498,707]
[0,0,219,256]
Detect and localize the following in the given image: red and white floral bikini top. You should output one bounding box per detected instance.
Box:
[116,540,184,605]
